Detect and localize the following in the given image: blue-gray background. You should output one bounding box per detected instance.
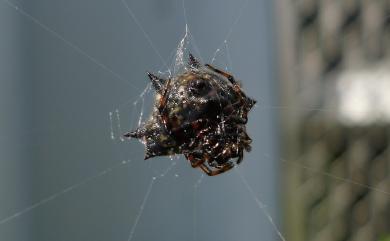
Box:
[0,0,280,240]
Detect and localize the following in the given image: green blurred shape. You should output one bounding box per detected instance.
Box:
[379,235,390,241]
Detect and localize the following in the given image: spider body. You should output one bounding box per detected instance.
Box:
[125,54,256,176]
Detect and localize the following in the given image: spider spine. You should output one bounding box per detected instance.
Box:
[147,72,166,93]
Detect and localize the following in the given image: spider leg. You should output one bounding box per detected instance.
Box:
[222,111,248,124]
[185,152,206,168]
[157,78,173,133]
[190,158,206,168]
[186,121,213,149]
[236,149,244,165]
[158,78,172,114]
[205,64,237,85]
[206,63,256,114]
[199,163,234,176]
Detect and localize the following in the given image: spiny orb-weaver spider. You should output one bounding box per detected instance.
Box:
[124,54,256,176]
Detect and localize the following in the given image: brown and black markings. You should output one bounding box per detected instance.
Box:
[124,53,256,176]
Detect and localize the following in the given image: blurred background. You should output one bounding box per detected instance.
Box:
[275,0,390,241]
[0,0,389,241]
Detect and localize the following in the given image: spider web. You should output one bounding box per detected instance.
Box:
[0,0,389,241]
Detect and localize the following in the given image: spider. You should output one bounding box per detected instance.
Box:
[124,53,256,176]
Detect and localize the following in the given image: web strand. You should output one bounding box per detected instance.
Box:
[235,168,287,241]
[0,159,133,226]
[119,0,170,74]
[210,0,250,63]
[1,0,142,91]
[159,161,178,178]
[262,154,390,196]
[193,186,197,241]
[181,0,204,63]
[192,174,204,241]
[224,41,233,72]
[127,177,156,241]
[116,109,125,142]
[6,0,388,240]
[109,112,115,140]
[127,161,179,241]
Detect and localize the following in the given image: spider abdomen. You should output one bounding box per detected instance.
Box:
[125,54,256,176]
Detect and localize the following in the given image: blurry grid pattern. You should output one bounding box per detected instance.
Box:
[275,1,390,241]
